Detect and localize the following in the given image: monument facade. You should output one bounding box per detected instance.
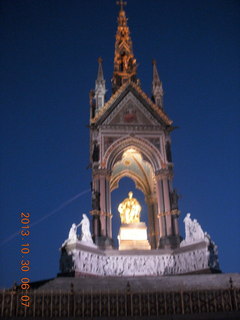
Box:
[89,2,181,250]
[60,1,220,277]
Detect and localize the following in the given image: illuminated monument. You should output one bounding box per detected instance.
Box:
[59,1,220,277]
[89,2,181,251]
[3,4,240,320]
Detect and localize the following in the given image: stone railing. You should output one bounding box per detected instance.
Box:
[0,287,239,318]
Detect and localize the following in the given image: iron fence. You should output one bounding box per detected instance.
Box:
[0,287,239,318]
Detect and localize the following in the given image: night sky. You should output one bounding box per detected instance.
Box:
[0,0,239,288]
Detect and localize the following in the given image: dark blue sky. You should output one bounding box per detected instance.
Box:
[0,0,239,288]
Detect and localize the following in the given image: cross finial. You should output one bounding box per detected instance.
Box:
[116,0,127,11]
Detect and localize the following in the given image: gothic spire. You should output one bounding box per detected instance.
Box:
[112,1,139,93]
[152,60,164,108]
[96,57,104,83]
[95,57,106,110]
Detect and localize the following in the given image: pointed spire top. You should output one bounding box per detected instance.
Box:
[112,1,139,93]
[152,60,164,108]
[97,57,104,82]
[152,59,161,86]
[95,57,106,111]
[116,0,127,11]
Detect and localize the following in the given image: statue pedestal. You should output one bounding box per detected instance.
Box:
[118,222,151,250]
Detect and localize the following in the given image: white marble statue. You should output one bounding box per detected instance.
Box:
[68,223,80,241]
[181,213,205,245]
[183,213,192,240]
[193,218,205,239]
[79,213,94,244]
[61,214,96,249]
[61,222,81,247]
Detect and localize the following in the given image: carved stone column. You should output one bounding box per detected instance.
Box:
[105,174,113,239]
[99,172,107,236]
[155,168,181,249]
[155,170,167,239]
[91,169,113,249]
[91,172,101,243]
[145,194,158,249]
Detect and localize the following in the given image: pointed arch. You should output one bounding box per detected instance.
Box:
[103,136,164,172]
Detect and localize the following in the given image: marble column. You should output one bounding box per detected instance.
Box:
[91,169,113,248]
[155,171,167,238]
[145,194,158,249]
[91,172,101,241]
[155,168,180,248]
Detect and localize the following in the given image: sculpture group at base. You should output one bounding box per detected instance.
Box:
[60,210,220,277]
[61,213,95,248]
[180,213,219,271]
[180,213,216,247]
[183,213,204,242]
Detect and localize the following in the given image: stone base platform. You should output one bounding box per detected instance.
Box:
[38,273,240,292]
[59,238,220,277]
[118,222,151,250]
[118,239,151,250]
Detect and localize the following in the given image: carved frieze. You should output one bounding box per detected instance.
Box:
[100,124,163,131]
[60,241,219,276]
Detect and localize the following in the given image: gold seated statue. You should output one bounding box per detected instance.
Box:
[118,192,150,250]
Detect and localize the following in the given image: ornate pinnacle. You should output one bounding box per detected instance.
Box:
[116,0,127,11]
[152,59,164,108]
[97,57,104,82]
[112,1,138,92]
[94,57,106,110]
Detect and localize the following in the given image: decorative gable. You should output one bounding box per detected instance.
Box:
[102,91,159,126]
[91,82,172,128]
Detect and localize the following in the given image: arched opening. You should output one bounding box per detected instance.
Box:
[91,137,174,249]
[110,148,155,195]
[104,136,163,173]
[111,177,148,248]
[108,146,159,249]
